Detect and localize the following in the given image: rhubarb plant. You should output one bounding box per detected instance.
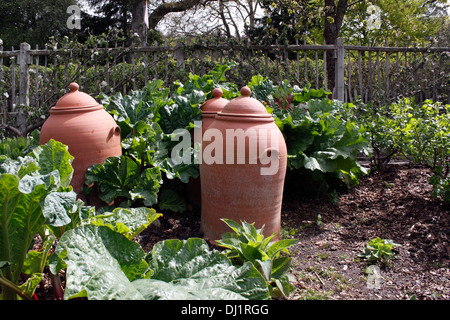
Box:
[0,140,80,299]
[49,225,269,300]
[84,155,162,207]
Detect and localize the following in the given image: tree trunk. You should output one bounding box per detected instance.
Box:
[131,0,146,45]
[323,0,347,93]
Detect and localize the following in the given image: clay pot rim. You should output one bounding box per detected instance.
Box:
[215,116,274,123]
[50,104,103,114]
[215,112,274,122]
[202,112,219,118]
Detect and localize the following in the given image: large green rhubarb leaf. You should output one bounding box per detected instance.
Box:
[145,238,269,300]
[84,155,162,206]
[0,140,76,291]
[49,224,149,299]
[0,174,47,284]
[29,139,74,188]
[86,207,162,240]
[50,225,269,300]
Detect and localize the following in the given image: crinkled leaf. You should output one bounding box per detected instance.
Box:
[103,91,155,139]
[41,191,76,227]
[85,156,162,205]
[29,139,74,188]
[146,238,269,300]
[130,167,162,206]
[0,173,47,283]
[0,156,40,178]
[50,226,269,300]
[18,171,61,194]
[155,155,199,183]
[49,225,148,299]
[87,207,162,239]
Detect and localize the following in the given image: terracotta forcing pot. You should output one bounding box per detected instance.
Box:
[188,88,229,209]
[39,82,122,196]
[200,88,229,135]
[200,86,287,242]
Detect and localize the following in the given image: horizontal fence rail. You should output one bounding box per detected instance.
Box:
[1,38,449,136]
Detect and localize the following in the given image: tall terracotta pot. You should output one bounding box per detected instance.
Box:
[39,83,122,197]
[188,88,229,209]
[200,86,287,242]
[200,88,229,135]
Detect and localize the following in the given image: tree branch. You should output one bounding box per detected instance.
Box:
[347,0,366,9]
[148,0,208,29]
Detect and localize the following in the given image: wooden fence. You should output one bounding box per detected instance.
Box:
[1,37,449,136]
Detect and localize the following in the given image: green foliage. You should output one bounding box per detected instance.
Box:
[84,155,162,207]
[248,0,448,46]
[356,97,450,203]
[0,140,79,299]
[341,0,449,46]
[0,0,77,49]
[216,219,298,298]
[358,237,400,265]
[345,96,450,204]
[0,130,40,159]
[247,0,323,45]
[390,99,449,172]
[249,75,370,192]
[430,170,450,204]
[86,207,162,240]
[49,225,269,300]
[348,100,397,170]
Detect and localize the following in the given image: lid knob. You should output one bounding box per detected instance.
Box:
[212,88,223,98]
[69,82,79,92]
[240,86,251,97]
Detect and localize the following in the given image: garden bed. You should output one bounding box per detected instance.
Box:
[24,162,449,300]
[132,162,449,300]
[5,66,448,301]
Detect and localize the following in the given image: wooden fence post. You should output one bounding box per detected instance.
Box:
[19,42,31,107]
[16,42,31,134]
[175,41,185,70]
[335,38,345,101]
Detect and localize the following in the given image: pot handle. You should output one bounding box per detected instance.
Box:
[107,125,121,141]
[259,147,279,163]
[259,147,280,176]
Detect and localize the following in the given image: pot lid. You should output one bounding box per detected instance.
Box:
[51,83,103,113]
[201,88,228,114]
[217,86,272,119]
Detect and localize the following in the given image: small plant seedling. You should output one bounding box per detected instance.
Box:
[316,214,324,230]
[358,237,400,265]
[216,218,299,298]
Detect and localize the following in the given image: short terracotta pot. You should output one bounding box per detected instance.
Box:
[40,83,122,196]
